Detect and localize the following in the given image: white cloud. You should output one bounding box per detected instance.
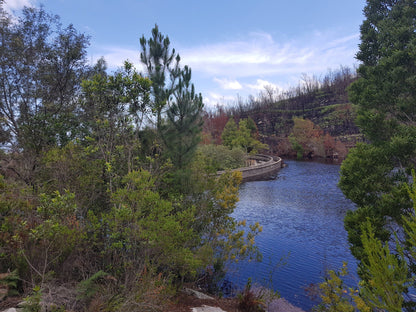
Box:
[213,77,242,90]
[203,92,237,109]
[245,79,279,91]
[180,31,359,80]
[3,0,36,12]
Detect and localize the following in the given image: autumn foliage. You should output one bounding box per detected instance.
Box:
[202,107,229,145]
[289,118,347,160]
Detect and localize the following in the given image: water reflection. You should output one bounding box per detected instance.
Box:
[227,160,358,311]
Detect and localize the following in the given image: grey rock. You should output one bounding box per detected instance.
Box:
[183,288,214,300]
[191,305,227,312]
[16,301,27,308]
[267,298,305,312]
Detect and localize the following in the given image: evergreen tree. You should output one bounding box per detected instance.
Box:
[139,25,180,130]
[140,25,204,176]
[221,118,239,148]
[349,0,416,145]
[163,66,203,169]
[339,0,416,308]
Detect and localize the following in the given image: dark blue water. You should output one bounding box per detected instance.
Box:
[227,160,358,311]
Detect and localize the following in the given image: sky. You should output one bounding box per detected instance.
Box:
[4,0,367,108]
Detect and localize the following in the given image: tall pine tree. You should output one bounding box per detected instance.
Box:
[163,66,203,169]
[140,26,203,174]
[139,25,180,131]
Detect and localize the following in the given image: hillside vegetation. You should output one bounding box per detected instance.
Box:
[203,67,362,160]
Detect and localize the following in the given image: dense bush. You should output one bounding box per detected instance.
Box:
[197,144,246,171]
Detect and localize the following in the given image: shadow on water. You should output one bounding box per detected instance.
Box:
[225,160,358,311]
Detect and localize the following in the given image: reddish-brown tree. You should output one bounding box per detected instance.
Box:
[202,106,229,145]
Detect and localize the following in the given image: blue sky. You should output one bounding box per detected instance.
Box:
[4,0,366,108]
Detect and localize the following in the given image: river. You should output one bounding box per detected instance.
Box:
[226,160,358,311]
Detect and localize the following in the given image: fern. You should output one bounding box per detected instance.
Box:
[77,271,110,300]
[0,270,20,296]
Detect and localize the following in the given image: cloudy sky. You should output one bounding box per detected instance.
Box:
[4,0,366,108]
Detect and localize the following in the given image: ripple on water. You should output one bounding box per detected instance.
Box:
[227,160,358,311]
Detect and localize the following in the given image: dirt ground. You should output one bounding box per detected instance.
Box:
[0,296,22,311]
[166,292,306,312]
[167,292,241,312]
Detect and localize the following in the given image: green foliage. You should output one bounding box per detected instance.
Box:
[221,118,268,154]
[23,285,42,312]
[315,263,370,312]
[325,4,416,309]
[140,24,180,130]
[196,171,262,264]
[197,144,246,171]
[0,270,20,297]
[40,143,108,215]
[339,142,413,262]
[245,117,258,137]
[0,6,89,152]
[140,26,204,175]
[108,170,201,280]
[80,62,151,194]
[403,172,416,263]
[0,17,263,311]
[318,174,416,311]
[316,264,355,312]
[339,143,394,207]
[289,135,304,160]
[17,192,82,286]
[289,117,320,158]
[162,66,204,169]
[359,221,410,312]
[350,1,416,145]
[235,119,268,154]
[221,118,239,148]
[340,2,416,304]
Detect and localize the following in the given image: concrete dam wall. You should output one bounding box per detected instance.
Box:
[217,154,283,183]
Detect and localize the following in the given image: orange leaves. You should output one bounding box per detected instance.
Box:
[289,117,347,159]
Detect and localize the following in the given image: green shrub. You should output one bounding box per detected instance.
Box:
[197,144,246,171]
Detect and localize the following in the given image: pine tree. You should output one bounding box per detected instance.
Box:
[163,66,203,169]
[139,25,180,131]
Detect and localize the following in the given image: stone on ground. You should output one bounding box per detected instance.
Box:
[191,305,227,312]
[267,298,305,312]
[183,288,215,300]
